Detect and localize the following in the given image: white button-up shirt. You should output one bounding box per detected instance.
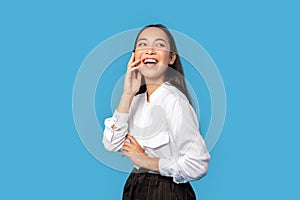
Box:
[102,82,210,183]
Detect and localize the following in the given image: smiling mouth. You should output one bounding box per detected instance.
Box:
[143,58,158,65]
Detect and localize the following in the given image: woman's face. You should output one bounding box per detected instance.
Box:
[134,27,176,84]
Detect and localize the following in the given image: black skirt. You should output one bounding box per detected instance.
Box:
[122,168,196,200]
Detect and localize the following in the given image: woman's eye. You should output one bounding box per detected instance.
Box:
[138,42,147,47]
[156,43,165,47]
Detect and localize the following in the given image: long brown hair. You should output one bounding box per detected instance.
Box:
[133,24,193,106]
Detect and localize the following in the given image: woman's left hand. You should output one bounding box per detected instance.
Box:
[121,134,160,172]
[121,134,148,167]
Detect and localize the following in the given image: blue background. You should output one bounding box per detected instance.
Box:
[1,0,299,199]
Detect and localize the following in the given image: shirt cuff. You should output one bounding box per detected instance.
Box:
[159,158,185,184]
[111,110,129,129]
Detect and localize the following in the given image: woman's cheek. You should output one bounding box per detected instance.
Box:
[134,52,142,61]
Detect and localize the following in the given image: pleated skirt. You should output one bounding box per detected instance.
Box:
[122,168,196,200]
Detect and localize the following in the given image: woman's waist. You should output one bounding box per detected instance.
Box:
[131,167,173,183]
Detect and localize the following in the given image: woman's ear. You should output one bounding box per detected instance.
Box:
[169,53,177,65]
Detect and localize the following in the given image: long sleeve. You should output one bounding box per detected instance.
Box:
[158,98,210,184]
[102,110,129,152]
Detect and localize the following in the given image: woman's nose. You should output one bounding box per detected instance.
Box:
[145,46,156,54]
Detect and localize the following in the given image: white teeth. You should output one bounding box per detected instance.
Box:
[143,59,158,64]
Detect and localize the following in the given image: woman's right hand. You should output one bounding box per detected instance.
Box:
[116,53,142,113]
[123,52,142,97]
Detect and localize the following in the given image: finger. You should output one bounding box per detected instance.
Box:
[126,134,138,145]
[127,52,135,66]
[123,140,135,147]
[126,66,140,79]
[121,152,131,157]
[126,63,140,75]
[127,60,141,71]
[137,71,142,82]
[122,142,133,148]
[127,65,140,73]
[120,145,130,152]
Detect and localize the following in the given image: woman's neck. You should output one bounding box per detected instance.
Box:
[145,80,164,102]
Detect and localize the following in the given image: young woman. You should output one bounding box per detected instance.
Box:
[102,24,210,200]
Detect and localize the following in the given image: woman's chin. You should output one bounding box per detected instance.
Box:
[140,64,167,75]
[140,69,167,82]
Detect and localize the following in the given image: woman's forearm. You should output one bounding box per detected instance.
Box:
[117,94,134,113]
[142,157,160,172]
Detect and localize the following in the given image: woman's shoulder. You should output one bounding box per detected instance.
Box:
[161,82,190,105]
[161,83,198,125]
[157,83,193,117]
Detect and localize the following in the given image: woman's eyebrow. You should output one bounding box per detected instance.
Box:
[137,38,167,43]
[137,38,147,41]
[154,38,167,43]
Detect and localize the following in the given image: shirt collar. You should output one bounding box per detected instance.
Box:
[146,82,169,104]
